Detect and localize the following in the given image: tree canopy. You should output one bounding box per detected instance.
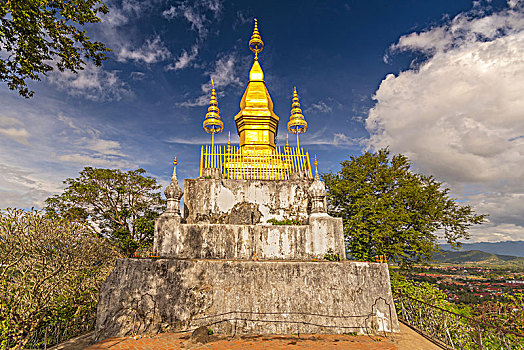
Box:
[0,208,117,349]
[323,148,485,266]
[45,167,165,257]
[0,0,109,97]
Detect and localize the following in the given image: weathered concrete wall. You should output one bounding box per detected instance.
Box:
[153,213,345,260]
[94,259,399,341]
[184,179,313,224]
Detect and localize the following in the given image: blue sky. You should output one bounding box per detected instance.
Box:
[1,0,523,242]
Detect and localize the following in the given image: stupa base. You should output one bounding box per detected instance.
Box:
[93,258,399,342]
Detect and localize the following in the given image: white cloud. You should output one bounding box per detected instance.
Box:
[0,116,29,145]
[206,54,243,89]
[163,0,222,33]
[367,3,524,241]
[129,71,146,80]
[234,10,252,27]
[0,163,61,208]
[167,45,199,71]
[178,94,211,108]
[167,133,236,145]
[163,0,223,71]
[117,36,171,64]
[289,129,357,147]
[54,115,130,168]
[305,101,333,114]
[0,86,137,210]
[47,62,133,101]
[96,0,171,65]
[179,53,243,107]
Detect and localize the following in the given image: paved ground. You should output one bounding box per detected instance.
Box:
[57,323,442,350]
[86,333,396,350]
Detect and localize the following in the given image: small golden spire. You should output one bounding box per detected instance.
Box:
[203,77,224,148]
[171,155,178,180]
[314,154,319,180]
[249,18,264,60]
[288,87,308,150]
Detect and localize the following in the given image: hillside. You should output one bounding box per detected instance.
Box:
[434,249,524,268]
[439,241,524,257]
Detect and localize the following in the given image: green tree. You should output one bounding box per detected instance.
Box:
[0,208,117,350]
[45,167,165,257]
[323,148,485,266]
[0,0,110,97]
[471,293,524,334]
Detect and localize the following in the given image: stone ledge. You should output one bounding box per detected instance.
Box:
[153,214,345,260]
[94,259,399,342]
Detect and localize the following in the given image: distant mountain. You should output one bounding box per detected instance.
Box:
[439,241,524,257]
[434,249,524,268]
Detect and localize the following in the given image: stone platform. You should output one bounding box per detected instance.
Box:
[154,213,345,260]
[93,258,399,341]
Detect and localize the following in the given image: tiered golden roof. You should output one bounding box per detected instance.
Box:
[202,78,223,144]
[288,87,308,135]
[248,19,264,58]
[288,87,308,149]
[234,19,278,155]
[199,19,313,180]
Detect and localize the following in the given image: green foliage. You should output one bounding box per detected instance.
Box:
[207,328,214,335]
[391,269,472,316]
[323,148,485,267]
[0,209,117,349]
[323,248,341,261]
[0,0,110,97]
[266,218,301,225]
[471,293,524,334]
[45,167,165,257]
[390,270,450,309]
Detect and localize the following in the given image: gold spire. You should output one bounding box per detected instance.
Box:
[288,87,308,150]
[249,18,264,60]
[171,155,179,181]
[203,77,223,148]
[234,18,279,154]
[314,154,319,180]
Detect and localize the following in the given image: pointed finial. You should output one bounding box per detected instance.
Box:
[314,154,319,180]
[203,77,224,135]
[165,155,183,214]
[171,155,178,181]
[228,131,231,145]
[288,87,308,135]
[249,18,264,58]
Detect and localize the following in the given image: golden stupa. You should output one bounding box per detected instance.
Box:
[200,19,312,180]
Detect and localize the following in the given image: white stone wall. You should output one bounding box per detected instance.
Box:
[94,259,399,340]
[184,179,313,224]
[154,213,345,260]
